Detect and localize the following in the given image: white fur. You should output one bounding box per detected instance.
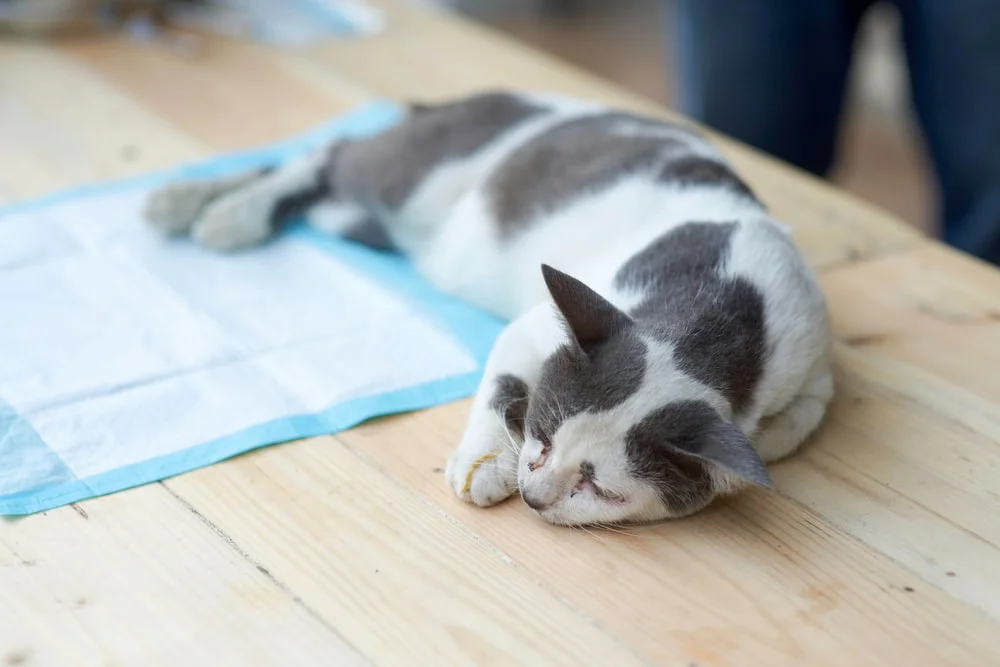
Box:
[304,201,369,235]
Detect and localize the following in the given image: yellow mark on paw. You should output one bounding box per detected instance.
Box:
[461,453,499,495]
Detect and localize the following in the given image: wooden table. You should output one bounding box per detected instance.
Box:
[2,2,999,665]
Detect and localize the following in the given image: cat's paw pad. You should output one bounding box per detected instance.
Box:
[144,182,219,235]
[446,448,518,507]
[191,193,273,251]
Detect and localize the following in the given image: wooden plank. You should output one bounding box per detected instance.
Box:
[0,43,205,199]
[776,344,1000,619]
[163,436,652,666]
[825,244,1000,401]
[0,485,366,667]
[330,398,1000,666]
[60,36,369,151]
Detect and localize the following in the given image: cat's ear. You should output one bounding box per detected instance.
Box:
[541,264,632,351]
[675,412,773,489]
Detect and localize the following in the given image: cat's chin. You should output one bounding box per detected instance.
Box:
[529,502,639,528]
[528,492,694,527]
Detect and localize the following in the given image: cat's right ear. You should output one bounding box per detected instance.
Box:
[541,264,632,352]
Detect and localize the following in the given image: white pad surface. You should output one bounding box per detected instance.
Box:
[0,103,502,514]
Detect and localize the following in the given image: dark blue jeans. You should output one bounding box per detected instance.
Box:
[668,0,1000,265]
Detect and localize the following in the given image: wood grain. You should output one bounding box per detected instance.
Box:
[332,398,1000,666]
[164,438,649,666]
[0,43,205,197]
[2,1,1000,664]
[0,485,365,667]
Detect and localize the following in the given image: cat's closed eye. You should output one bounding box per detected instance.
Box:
[570,463,627,504]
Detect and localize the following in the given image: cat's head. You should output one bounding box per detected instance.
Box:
[516,265,773,526]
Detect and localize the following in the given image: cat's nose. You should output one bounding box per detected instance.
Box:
[522,492,551,511]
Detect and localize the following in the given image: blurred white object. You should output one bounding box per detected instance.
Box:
[171,0,385,45]
[0,102,502,516]
[0,0,384,44]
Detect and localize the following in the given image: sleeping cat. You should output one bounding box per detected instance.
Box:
[143,91,833,526]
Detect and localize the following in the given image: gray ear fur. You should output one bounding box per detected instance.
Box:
[541,264,632,351]
[679,416,773,489]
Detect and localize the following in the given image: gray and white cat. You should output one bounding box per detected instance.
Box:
[144,91,833,526]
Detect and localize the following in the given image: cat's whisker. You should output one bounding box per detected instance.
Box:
[575,524,612,546]
[593,522,640,538]
[495,403,524,458]
[533,386,553,421]
[491,458,519,472]
[555,395,568,426]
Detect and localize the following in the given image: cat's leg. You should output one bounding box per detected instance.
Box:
[753,360,834,462]
[303,202,395,251]
[144,168,271,236]
[188,149,332,251]
[446,302,562,507]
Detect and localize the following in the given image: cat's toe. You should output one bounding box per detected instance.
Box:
[192,195,273,251]
[446,448,517,507]
[144,183,217,235]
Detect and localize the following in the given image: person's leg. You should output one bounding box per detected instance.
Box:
[666,0,872,176]
[897,0,1000,265]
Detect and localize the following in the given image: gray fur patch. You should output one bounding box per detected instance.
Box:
[615,222,766,414]
[526,331,647,442]
[331,92,544,210]
[490,374,530,441]
[487,113,685,233]
[341,217,395,252]
[624,405,716,515]
[487,111,759,235]
[626,400,771,510]
[625,401,741,514]
[268,169,330,230]
[656,155,759,203]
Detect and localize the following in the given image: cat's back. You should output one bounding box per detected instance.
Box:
[612,214,828,423]
[482,101,759,235]
[426,99,766,311]
[409,93,815,329]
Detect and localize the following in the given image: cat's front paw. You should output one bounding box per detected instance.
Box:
[446,445,518,507]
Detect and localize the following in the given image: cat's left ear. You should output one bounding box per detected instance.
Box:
[541,264,633,352]
[675,411,774,489]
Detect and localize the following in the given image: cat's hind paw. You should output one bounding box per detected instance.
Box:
[143,169,267,238]
[191,190,275,251]
[144,181,222,236]
[446,446,518,507]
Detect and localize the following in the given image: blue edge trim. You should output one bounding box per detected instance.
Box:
[0,100,506,517]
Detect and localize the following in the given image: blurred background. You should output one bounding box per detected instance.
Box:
[426,0,933,235]
[5,0,994,252]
